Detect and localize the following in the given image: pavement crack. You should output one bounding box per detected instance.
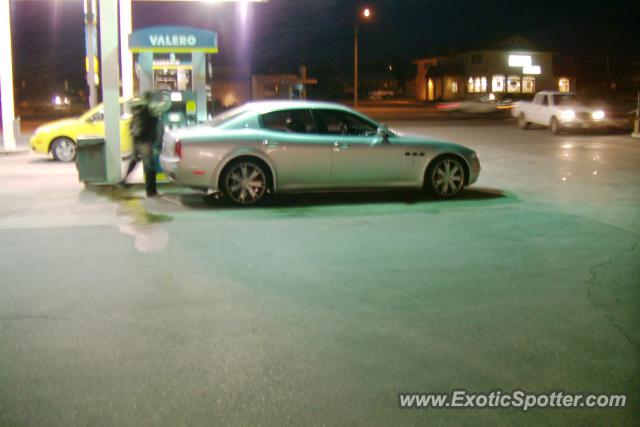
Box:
[585,240,640,350]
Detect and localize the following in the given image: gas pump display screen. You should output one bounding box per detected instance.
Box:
[154,69,192,92]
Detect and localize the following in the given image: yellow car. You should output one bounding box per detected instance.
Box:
[29,100,134,162]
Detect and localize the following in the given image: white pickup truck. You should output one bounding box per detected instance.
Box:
[511,91,607,134]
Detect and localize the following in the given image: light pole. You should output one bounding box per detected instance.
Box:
[354,7,372,108]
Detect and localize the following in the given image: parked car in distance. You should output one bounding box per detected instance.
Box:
[368,89,396,100]
[512,91,608,134]
[160,101,481,206]
[29,100,134,162]
[437,93,513,115]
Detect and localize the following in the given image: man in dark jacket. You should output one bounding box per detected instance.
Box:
[121,91,170,196]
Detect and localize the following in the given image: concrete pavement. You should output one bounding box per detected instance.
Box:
[0,120,638,426]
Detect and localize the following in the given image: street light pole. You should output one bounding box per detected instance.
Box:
[353,7,371,109]
[354,20,359,108]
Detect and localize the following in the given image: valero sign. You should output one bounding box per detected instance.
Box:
[129,26,218,53]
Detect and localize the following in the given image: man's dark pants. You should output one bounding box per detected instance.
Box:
[124,142,157,196]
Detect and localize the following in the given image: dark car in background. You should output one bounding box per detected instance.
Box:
[437,93,513,116]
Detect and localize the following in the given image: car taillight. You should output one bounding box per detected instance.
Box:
[436,102,460,110]
[174,141,182,159]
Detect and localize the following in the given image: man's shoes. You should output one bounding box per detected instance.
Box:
[117,180,132,189]
[146,191,160,197]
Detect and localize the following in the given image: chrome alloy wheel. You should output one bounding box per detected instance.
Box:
[224,161,267,205]
[518,114,529,130]
[430,158,465,197]
[52,137,77,162]
[550,117,562,135]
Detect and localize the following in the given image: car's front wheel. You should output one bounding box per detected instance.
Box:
[518,113,529,130]
[425,156,466,198]
[549,117,563,135]
[221,159,269,206]
[51,137,76,162]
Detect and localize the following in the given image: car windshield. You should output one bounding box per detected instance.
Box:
[80,102,129,121]
[552,94,580,106]
[208,106,249,127]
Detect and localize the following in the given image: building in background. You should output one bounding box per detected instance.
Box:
[251,66,317,101]
[409,37,575,101]
[359,71,402,100]
[211,65,251,109]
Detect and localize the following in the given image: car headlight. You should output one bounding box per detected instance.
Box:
[592,110,605,120]
[560,110,575,121]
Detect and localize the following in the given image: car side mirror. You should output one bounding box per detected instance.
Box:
[376,125,391,143]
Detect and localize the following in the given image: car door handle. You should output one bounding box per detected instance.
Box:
[333,141,349,151]
[262,139,278,147]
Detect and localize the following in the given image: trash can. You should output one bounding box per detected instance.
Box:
[75,136,107,183]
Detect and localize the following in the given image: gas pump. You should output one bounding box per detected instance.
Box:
[129,26,218,127]
[163,91,198,129]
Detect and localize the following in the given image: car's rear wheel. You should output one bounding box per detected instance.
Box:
[425,156,466,198]
[518,113,529,130]
[221,159,268,206]
[51,137,76,162]
[549,117,563,135]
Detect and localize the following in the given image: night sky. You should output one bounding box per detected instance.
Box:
[8,0,640,97]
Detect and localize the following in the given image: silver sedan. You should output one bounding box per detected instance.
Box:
[160,101,481,205]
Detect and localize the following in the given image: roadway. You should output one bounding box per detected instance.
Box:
[0,118,638,426]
